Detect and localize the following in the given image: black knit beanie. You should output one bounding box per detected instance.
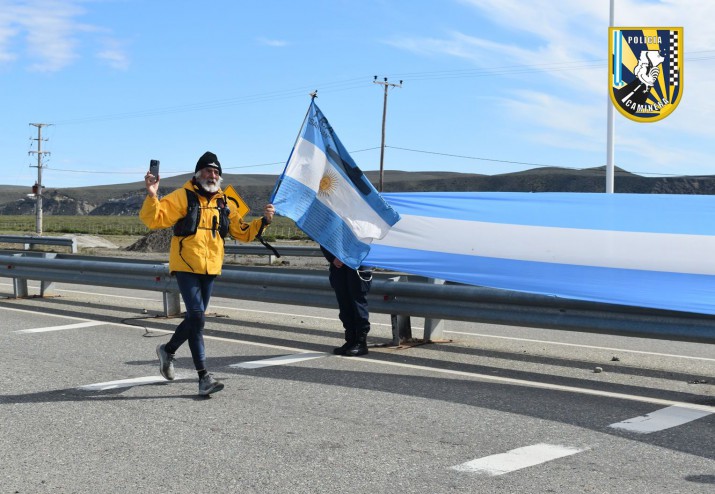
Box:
[195,151,222,176]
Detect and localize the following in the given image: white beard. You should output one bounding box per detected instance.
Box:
[195,173,222,193]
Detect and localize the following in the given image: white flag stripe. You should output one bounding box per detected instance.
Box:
[77,375,191,391]
[288,138,391,240]
[609,405,713,433]
[451,443,586,475]
[376,214,715,275]
[229,352,327,369]
[15,321,105,333]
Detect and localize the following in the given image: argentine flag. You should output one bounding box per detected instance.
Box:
[272,101,400,268]
[366,192,715,316]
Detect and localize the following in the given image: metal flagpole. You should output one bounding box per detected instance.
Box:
[270,91,317,202]
[606,0,615,193]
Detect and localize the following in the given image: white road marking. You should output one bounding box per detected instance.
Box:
[5,287,708,359]
[445,330,715,362]
[0,283,394,327]
[608,405,713,433]
[1,304,713,414]
[0,305,138,328]
[451,443,586,475]
[32,287,163,302]
[366,358,715,414]
[230,352,328,369]
[77,375,191,391]
[15,321,105,333]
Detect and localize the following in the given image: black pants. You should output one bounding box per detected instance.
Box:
[328,265,371,335]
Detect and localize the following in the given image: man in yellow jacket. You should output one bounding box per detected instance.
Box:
[140,151,275,396]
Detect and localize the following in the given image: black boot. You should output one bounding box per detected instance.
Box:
[333,329,355,355]
[343,330,368,357]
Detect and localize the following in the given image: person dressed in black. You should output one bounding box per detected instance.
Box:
[320,246,373,356]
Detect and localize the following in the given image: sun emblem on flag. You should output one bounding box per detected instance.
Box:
[318,170,338,197]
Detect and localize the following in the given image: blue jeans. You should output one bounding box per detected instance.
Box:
[165,271,216,371]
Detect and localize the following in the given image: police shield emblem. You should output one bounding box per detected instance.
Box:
[609,27,683,123]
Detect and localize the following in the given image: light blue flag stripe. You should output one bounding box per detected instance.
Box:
[363,192,715,315]
[379,192,715,235]
[367,243,715,315]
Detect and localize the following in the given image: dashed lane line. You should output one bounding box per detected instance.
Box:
[229,352,328,369]
[15,321,105,333]
[608,405,714,433]
[451,443,587,475]
[77,375,194,391]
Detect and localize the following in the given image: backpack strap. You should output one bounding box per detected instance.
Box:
[256,217,280,258]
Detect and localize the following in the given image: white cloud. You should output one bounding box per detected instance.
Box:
[257,37,288,47]
[501,90,601,140]
[390,0,715,172]
[0,0,129,71]
[96,38,129,70]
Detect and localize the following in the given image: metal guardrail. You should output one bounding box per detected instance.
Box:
[1,252,714,344]
[224,244,323,257]
[0,235,77,253]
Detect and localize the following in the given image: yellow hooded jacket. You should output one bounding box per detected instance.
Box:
[139,180,265,275]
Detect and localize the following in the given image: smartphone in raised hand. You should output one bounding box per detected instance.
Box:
[149,159,160,179]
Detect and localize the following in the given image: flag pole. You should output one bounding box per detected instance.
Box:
[270,91,318,202]
[606,0,615,193]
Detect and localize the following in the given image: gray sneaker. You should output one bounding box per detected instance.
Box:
[156,344,175,380]
[198,373,224,396]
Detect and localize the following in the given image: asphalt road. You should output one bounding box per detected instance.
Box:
[0,278,713,493]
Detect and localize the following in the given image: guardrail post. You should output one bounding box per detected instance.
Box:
[387,275,412,345]
[163,291,181,317]
[40,253,58,296]
[423,278,446,341]
[12,277,28,298]
[11,253,28,298]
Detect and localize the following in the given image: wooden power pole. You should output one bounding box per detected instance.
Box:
[373,76,402,192]
[29,123,51,235]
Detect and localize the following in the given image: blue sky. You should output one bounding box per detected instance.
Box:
[1,0,714,189]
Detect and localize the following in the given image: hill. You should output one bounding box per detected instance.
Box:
[1,167,713,216]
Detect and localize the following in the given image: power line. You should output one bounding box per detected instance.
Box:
[48,53,715,126]
[42,143,694,179]
[384,145,702,178]
[44,147,383,175]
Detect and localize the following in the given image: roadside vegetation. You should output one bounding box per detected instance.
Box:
[0,215,308,241]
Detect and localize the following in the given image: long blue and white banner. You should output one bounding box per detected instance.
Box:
[364,192,715,315]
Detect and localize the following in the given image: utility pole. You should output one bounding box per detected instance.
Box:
[29,123,51,235]
[373,76,402,192]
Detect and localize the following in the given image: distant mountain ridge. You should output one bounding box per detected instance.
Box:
[1,167,713,216]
